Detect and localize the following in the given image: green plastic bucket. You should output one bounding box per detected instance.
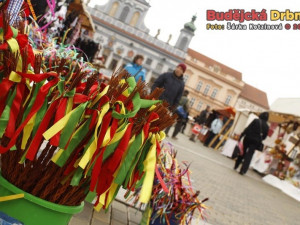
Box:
[0,175,84,225]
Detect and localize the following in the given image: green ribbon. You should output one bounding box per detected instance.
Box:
[85,191,97,203]
[0,88,16,137]
[70,167,84,186]
[32,93,51,136]
[58,102,88,149]
[55,118,91,167]
[123,140,151,188]
[114,133,143,185]
[22,82,44,122]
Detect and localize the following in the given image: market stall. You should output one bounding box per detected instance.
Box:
[0,3,209,225]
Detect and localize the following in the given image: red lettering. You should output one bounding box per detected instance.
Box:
[215,13,224,21]
[251,10,259,20]
[233,10,240,21]
[207,10,216,21]
[240,10,245,22]
[244,12,251,21]
[224,10,233,20]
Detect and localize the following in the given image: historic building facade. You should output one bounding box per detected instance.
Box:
[184,49,245,117]
[235,83,269,112]
[88,0,269,117]
[87,0,196,84]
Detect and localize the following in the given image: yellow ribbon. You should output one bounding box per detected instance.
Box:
[21,114,36,150]
[43,102,87,141]
[6,38,22,72]
[9,71,22,83]
[66,97,74,114]
[78,103,110,169]
[51,148,64,163]
[0,194,24,202]
[139,134,157,203]
[139,131,165,203]
[90,85,109,108]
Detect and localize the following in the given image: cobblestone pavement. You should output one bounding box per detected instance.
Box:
[69,128,300,225]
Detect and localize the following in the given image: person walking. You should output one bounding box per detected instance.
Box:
[181,112,189,134]
[203,115,223,147]
[151,63,186,108]
[151,63,186,138]
[124,54,146,82]
[234,112,269,175]
[167,90,189,139]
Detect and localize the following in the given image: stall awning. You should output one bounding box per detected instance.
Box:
[215,107,236,118]
[68,0,95,32]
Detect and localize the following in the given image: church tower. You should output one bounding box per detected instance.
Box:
[175,15,197,52]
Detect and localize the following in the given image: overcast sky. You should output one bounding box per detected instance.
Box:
[90,0,300,106]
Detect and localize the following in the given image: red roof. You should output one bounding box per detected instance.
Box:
[187,48,242,81]
[240,83,269,109]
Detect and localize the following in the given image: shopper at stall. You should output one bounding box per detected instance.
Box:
[234,112,270,175]
[195,106,210,125]
[190,106,210,141]
[124,54,146,82]
[204,115,224,147]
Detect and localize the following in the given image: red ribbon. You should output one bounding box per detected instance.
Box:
[0,79,14,117]
[16,34,35,66]
[73,94,89,104]
[50,98,68,146]
[5,83,26,138]
[26,99,59,160]
[4,26,13,40]
[90,110,113,192]
[95,123,133,195]
[155,165,169,193]
[0,76,58,154]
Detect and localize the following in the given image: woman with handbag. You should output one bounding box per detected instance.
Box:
[234,112,270,175]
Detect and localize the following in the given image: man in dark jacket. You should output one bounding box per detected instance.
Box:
[234,112,270,175]
[151,63,186,107]
[195,106,210,125]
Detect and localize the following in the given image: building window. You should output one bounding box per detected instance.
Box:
[119,6,130,22]
[189,97,196,107]
[196,101,203,111]
[203,84,211,96]
[225,95,232,105]
[109,2,119,17]
[155,63,163,73]
[145,58,153,66]
[183,75,189,83]
[129,12,140,27]
[179,37,188,50]
[211,88,218,99]
[195,81,202,91]
[109,59,118,70]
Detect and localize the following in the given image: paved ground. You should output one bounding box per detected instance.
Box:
[69,127,300,225]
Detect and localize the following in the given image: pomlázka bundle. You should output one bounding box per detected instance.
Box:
[0,11,177,211]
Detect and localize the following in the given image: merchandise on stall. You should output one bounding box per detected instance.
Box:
[0,7,177,225]
[129,142,208,225]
